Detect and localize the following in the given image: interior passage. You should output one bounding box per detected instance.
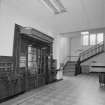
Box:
[1,74,105,105]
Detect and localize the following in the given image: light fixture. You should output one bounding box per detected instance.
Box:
[52,0,66,13]
[41,0,66,14]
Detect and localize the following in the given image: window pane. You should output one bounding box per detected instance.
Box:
[90,34,96,45]
[81,31,89,35]
[97,33,104,44]
[83,35,89,46]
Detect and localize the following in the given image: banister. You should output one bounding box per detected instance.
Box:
[79,41,104,56]
[63,56,79,66]
[79,41,104,62]
[75,41,104,75]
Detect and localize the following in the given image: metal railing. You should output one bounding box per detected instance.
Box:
[79,41,104,62]
[63,56,79,66]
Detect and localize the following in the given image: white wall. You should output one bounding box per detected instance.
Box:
[69,28,105,57]
[59,37,71,63]
[81,52,105,66]
[70,36,81,56]
[53,35,71,68]
[53,27,105,68]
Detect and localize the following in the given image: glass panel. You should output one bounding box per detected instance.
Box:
[97,33,104,44]
[28,45,37,74]
[90,34,96,45]
[19,54,26,67]
[19,40,27,68]
[37,48,41,74]
[82,35,89,46]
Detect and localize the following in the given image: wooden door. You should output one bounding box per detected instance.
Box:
[27,45,48,88]
[37,47,47,87]
[27,46,48,88]
[20,40,49,90]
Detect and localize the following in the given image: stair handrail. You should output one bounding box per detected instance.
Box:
[63,56,71,66]
[62,56,79,70]
[63,56,79,64]
[75,56,81,75]
[79,41,104,62]
[80,41,104,55]
[75,41,104,76]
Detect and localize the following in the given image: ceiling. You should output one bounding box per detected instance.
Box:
[1,0,105,35]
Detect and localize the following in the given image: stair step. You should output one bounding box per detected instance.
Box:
[64,68,75,70]
[66,65,76,68]
[65,64,76,66]
[67,62,76,64]
[65,65,75,67]
[64,68,75,72]
[64,65,76,69]
[63,71,75,76]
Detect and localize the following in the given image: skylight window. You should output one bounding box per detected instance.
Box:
[41,0,66,14]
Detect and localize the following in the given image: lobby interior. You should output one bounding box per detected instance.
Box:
[0,0,105,105]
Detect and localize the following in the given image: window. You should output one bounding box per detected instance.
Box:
[81,31,89,46]
[81,32,104,46]
[90,34,96,45]
[97,33,104,44]
[83,35,89,46]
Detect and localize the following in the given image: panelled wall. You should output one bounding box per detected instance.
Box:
[0,24,57,101]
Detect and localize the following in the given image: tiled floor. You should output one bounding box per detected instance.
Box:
[1,73,105,105]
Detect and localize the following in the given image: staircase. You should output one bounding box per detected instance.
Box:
[75,41,104,75]
[63,56,78,76]
[79,42,104,63]
[63,42,104,76]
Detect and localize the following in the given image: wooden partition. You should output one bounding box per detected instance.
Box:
[13,24,55,90]
[0,24,56,102]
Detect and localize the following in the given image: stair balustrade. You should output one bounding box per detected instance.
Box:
[75,41,104,75]
[63,56,79,67]
[79,41,104,62]
[62,56,79,73]
[63,56,79,63]
[63,56,79,76]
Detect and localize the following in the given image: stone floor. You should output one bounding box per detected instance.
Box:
[1,73,105,105]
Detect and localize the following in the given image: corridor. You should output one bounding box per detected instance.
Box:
[1,74,105,105]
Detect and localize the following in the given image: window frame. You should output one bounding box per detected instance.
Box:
[97,33,104,44]
[81,32,104,46]
[81,31,89,46]
[89,33,96,46]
